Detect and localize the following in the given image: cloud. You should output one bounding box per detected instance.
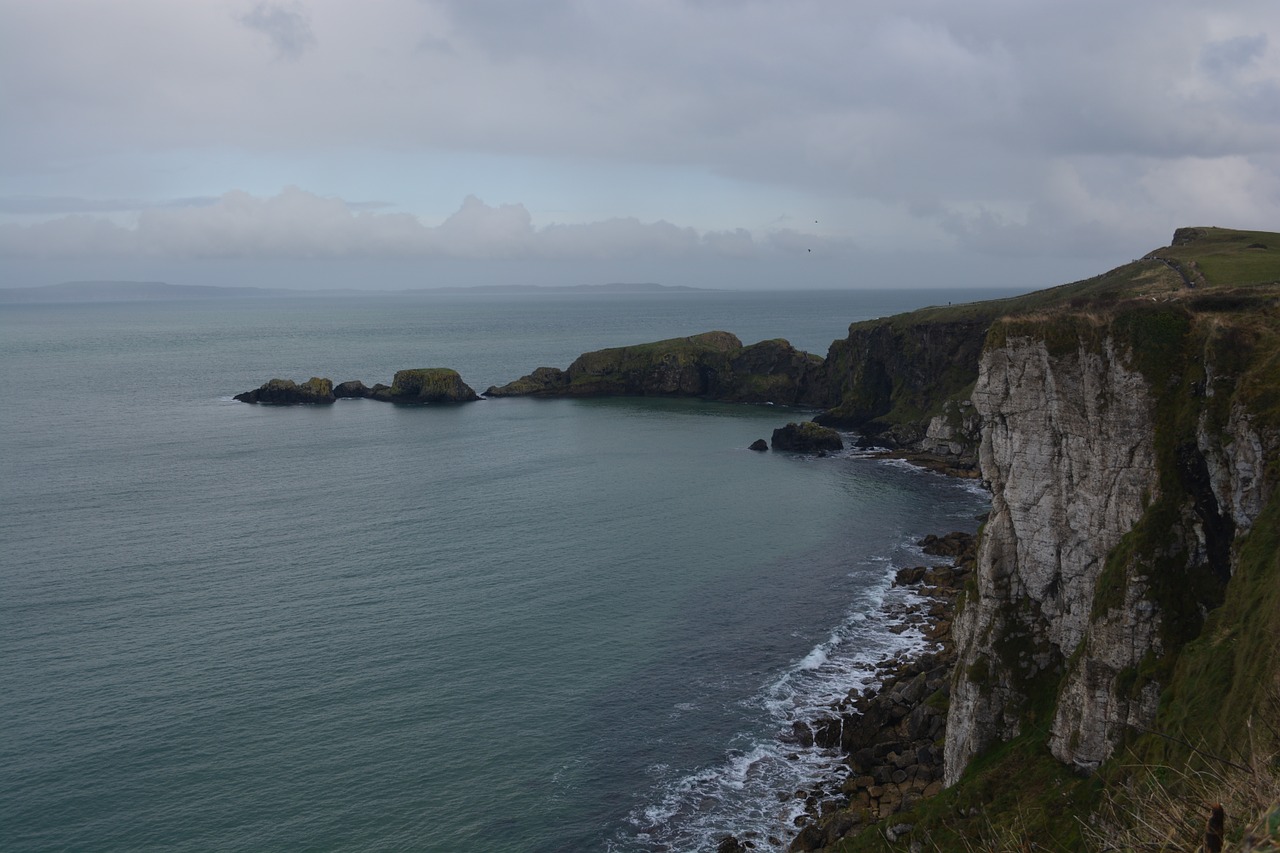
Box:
[0,196,219,215]
[1,0,1278,276]
[237,2,317,60]
[0,187,817,262]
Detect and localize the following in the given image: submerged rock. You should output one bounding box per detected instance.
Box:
[234,377,335,405]
[771,422,843,453]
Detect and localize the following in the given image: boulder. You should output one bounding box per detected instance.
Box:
[369,369,481,404]
[771,422,844,453]
[234,377,335,405]
[333,380,371,399]
[749,438,769,452]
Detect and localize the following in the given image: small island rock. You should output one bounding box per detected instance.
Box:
[771,421,843,453]
[368,368,481,404]
[234,377,335,405]
[749,438,769,452]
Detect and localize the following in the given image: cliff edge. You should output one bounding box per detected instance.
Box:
[796,228,1280,850]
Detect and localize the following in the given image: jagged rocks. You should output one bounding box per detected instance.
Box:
[234,377,335,405]
[771,422,843,453]
[786,534,975,851]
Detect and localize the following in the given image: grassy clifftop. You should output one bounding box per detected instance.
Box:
[817,228,1280,451]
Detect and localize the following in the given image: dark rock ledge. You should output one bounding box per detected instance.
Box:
[715,532,976,853]
[235,369,480,405]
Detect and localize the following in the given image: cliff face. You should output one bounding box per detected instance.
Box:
[815,312,994,454]
[945,331,1160,779]
[945,298,1280,784]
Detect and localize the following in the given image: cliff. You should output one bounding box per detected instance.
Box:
[792,228,1280,850]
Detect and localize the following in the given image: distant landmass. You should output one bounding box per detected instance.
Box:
[0,280,710,303]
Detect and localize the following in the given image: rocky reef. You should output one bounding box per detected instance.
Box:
[484,331,828,405]
[235,369,479,405]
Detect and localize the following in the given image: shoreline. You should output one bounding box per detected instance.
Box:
[717,530,977,853]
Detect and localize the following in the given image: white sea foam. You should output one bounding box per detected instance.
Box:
[610,534,955,852]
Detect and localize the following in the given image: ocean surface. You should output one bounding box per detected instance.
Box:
[0,288,999,852]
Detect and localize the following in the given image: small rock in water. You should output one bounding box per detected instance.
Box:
[749,438,769,451]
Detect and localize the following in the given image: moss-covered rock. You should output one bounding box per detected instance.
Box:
[485,331,828,404]
[370,368,480,404]
[771,421,844,453]
[234,377,335,405]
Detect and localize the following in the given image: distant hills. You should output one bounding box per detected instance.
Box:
[0,280,709,303]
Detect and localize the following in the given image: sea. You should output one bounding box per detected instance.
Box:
[0,288,1002,853]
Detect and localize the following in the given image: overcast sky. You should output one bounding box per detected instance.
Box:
[2,0,1278,290]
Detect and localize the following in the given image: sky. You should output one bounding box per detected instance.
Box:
[1,0,1278,291]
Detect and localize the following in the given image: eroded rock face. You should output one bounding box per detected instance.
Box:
[771,422,844,453]
[945,335,1160,782]
[234,377,335,405]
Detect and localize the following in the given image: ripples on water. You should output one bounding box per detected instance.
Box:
[0,292,995,853]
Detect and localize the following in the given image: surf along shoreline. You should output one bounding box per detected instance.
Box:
[719,460,981,853]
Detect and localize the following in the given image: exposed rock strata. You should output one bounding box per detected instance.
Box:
[946,333,1161,778]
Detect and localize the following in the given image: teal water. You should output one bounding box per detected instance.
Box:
[0,290,995,852]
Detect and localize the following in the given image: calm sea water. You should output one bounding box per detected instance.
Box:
[0,289,996,852]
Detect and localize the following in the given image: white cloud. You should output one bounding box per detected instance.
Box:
[1,0,1278,279]
[0,187,820,262]
[237,1,317,60]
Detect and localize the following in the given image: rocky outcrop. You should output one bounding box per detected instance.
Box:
[234,377,335,405]
[771,422,844,453]
[484,331,828,404]
[333,380,371,399]
[369,368,480,403]
[814,310,998,453]
[236,371,479,405]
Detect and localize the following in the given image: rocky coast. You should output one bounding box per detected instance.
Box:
[230,227,1280,850]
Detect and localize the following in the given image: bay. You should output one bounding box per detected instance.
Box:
[0,289,997,852]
